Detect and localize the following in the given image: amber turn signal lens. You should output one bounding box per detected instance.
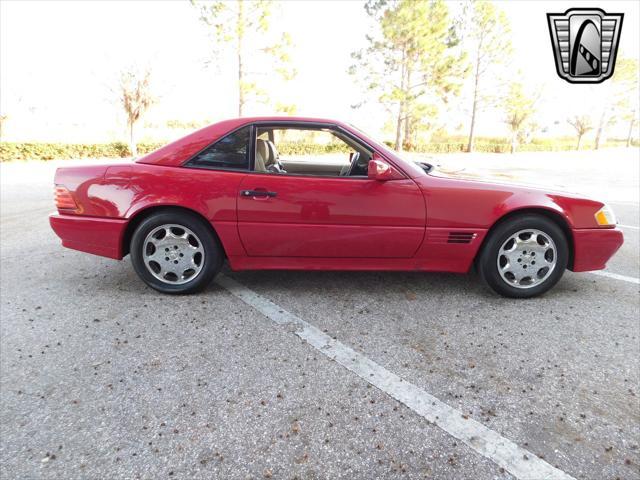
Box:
[54,185,78,210]
[594,205,616,227]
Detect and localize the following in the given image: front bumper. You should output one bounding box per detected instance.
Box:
[49,213,127,260]
[570,227,624,272]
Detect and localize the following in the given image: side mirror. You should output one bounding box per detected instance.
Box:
[368,157,402,181]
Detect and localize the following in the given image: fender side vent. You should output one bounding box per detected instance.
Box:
[447,232,477,244]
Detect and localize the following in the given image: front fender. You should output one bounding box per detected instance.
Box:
[418,175,604,230]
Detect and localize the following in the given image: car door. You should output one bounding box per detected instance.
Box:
[236,124,426,258]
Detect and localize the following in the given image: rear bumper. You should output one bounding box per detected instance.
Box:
[571,227,624,272]
[49,213,127,260]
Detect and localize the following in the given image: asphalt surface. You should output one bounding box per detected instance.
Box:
[1,150,639,479]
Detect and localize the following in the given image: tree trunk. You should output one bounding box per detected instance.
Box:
[394,47,407,151]
[627,115,636,148]
[467,49,481,153]
[237,0,245,117]
[467,97,478,153]
[129,120,137,157]
[404,115,411,150]
[238,53,244,117]
[403,65,412,150]
[394,108,403,151]
[595,109,606,150]
[510,131,517,154]
[576,134,582,150]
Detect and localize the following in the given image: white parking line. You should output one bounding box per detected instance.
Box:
[619,224,639,230]
[216,274,575,480]
[589,270,640,285]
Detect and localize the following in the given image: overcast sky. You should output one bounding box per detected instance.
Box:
[1,0,638,142]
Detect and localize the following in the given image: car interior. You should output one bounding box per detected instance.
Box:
[254,127,372,177]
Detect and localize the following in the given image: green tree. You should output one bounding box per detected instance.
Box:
[593,106,615,150]
[274,102,297,115]
[567,115,593,150]
[119,69,155,156]
[503,82,536,153]
[624,110,638,147]
[192,0,296,116]
[594,58,639,149]
[613,59,638,148]
[463,0,512,152]
[350,0,468,150]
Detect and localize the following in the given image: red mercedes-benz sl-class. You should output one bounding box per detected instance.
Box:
[50,117,623,297]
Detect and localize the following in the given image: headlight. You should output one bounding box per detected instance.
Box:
[594,204,617,227]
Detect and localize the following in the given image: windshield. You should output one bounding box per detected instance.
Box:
[348,123,427,177]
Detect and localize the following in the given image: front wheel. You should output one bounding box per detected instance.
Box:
[477,215,568,298]
[130,210,223,294]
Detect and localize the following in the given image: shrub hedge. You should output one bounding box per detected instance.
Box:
[383,140,635,153]
[276,141,352,155]
[0,142,164,161]
[0,139,636,161]
[0,140,352,161]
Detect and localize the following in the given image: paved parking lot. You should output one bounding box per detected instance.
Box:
[1,150,639,479]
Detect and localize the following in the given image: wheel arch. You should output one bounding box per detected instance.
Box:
[475,207,575,270]
[121,205,225,258]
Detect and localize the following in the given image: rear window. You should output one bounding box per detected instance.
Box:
[187,126,250,170]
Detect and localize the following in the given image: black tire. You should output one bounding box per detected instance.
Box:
[130,209,223,294]
[477,214,568,298]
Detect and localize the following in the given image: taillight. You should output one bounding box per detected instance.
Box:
[54,185,78,211]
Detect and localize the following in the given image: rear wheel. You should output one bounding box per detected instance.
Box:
[477,215,568,298]
[130,210,223,294]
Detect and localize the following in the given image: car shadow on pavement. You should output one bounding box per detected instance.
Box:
[216,266,581,302]
[61,254,585,302]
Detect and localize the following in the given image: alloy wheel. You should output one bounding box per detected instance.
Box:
[142,224,205,285]
[496,229,557,289]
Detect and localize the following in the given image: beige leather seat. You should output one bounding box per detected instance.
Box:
[255,139,268,172]
[266,140,279,167]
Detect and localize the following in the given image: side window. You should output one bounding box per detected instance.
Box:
[254,127,372,177]
[187,126,250,170]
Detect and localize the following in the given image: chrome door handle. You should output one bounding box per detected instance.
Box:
[240,190,277,198]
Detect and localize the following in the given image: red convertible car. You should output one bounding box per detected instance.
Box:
[50,117,623,297]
